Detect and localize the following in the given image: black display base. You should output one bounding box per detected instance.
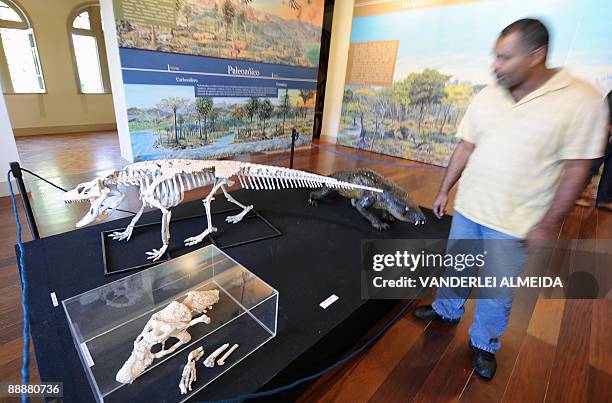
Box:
[101,207,282,275]
[19,188,452,402]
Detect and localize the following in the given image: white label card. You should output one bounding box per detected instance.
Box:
[80,342,95,367]
[50,292,58,307]
[320,294,339,309]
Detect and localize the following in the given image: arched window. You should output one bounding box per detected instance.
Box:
[0,0,45,93]
[69,4,109,94]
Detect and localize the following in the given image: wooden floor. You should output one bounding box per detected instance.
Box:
[1,132,610,402]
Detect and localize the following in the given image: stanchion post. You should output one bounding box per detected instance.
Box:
[290,128,298,169]
[9,161,40,240]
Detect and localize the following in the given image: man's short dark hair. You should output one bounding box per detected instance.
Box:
[500,18,549,53]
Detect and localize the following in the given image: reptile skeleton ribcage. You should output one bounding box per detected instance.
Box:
[64,159,382,260]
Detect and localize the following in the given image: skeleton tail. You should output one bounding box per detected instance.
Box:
[235,164,383,193]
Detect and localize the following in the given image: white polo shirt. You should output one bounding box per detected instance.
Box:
[454,69,609,238]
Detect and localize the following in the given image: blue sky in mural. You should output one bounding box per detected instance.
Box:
[351,0,612,89]
[124,85,194,109]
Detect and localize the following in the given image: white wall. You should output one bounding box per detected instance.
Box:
[321,0,355,141]
[100,0,132,162]
[0,88,20,197]
[4,0,116,135]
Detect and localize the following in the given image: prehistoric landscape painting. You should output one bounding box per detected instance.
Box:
[116,0,324,68]
[126,85,316,161]
[339,0,612,166]
[114,0,324,161]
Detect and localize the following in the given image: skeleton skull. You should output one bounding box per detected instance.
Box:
[64,171,124,227]
[116,291,221,384]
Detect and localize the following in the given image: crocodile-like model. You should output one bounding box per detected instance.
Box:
[308,169,426,230]
[64,159,382,260]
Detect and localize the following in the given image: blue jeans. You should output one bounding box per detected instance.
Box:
[431,212,526,353]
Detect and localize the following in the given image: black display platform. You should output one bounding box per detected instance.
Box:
[19,188,451,402]
[101,207,282,275]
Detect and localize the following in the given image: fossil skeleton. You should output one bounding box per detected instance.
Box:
[115,290,219,384]
[217,344,239,366]
[64,159,382,261]
[179,346,204,395]
[203,343,230,368]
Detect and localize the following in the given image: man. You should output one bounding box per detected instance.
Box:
[413,19,608,380]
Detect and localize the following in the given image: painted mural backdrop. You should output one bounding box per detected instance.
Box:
[114,0,324,161]
[339,0,612,166]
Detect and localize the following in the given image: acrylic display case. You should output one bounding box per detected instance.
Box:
[62,245,278,402]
